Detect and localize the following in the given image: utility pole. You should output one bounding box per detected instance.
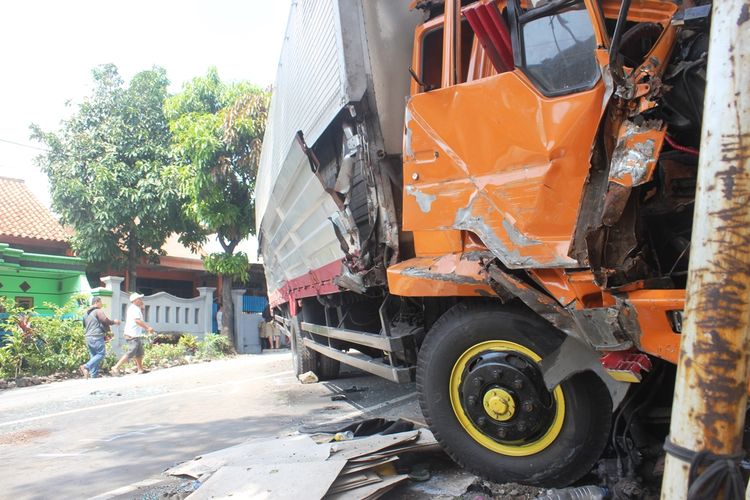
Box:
[661,1,750,498]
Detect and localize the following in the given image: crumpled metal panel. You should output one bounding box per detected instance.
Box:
[256,0,416,299]
[387,251,495,297]
[402,71,607,269]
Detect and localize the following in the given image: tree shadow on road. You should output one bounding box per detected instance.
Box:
[8,412,306,499]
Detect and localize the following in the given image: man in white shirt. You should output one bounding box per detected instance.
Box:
[216,304,223,333]
[112,292,156,374]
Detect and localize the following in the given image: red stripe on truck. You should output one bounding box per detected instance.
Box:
[268,259,342,314]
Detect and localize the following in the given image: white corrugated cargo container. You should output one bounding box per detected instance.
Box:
[256,0,419,297]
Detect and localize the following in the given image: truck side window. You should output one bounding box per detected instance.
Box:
[421,27,444,91]
[519,1,598,96]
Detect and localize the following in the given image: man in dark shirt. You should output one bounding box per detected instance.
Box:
[80,297,120,378]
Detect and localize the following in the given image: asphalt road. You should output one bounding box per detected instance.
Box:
[0,352,423,499]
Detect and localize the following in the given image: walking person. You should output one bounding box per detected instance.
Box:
[112,293,155,375]
[79,297,120,378]
[215,303,223,333]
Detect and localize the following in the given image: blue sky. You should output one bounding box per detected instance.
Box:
[0,0,290,207]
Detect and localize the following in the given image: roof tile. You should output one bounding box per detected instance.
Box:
[0,176,70,243]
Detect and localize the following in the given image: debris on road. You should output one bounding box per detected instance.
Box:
[334,431,354,441]
[298,371,319,384]
[166,426,440,499]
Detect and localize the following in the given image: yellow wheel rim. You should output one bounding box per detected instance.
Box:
[449,340,565,457]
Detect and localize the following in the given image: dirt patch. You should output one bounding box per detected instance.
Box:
[0,428,51,445]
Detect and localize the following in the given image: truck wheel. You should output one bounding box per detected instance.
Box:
[317,355,341,381]
[290,316,341,380]
[417,302,612,487]
[291,316,316,377]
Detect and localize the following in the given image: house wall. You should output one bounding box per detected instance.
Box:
[0,272,89,314]
[0,244,90,314]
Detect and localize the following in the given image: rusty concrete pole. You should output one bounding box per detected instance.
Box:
[661,1,750,498]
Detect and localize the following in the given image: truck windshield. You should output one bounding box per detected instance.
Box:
[518,1,599,96]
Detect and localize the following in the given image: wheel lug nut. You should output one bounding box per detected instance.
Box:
[522,401,534,412]
[468,396,477,406]
[513,379,523,389]
[477,417,487,427]
[492,369,501,380]
[517,421,527,432]
[473,377,484,388]
[498,428,507,438]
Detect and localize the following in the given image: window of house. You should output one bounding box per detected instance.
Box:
[15,297,33,310]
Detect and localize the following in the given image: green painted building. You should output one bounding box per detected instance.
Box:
[0,243,89,314]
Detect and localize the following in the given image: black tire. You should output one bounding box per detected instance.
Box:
[417,301,612,487]
[317,354,341,381]
[290,315,341,380]
[291,315,316,377]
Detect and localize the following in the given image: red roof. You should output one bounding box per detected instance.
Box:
[0,177,70,243]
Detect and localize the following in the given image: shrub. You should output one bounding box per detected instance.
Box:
[197,334,233,359]
[143,343,187,369]
[0,293,234,380]
[178,334,199,354]
[0,296,88,378]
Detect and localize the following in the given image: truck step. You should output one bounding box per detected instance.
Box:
[302,338,413,383]
[301,322,405,352]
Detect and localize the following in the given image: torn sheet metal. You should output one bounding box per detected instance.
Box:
[387,252,495,297]
[602,119,666,227]
[568,306,634,351]
[608,120,666,187]
[486,263,582,340]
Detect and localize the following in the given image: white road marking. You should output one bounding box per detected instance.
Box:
[37,451,92,458]
[0,371,293,429]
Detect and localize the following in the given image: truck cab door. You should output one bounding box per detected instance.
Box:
[403,0,611,269]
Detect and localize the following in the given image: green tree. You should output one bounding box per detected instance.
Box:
[32,64,204,291]
[165,68,269,344]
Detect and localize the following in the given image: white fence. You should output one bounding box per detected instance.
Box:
[117,291,212,335]
[93,276,216,352]
[91,276,259,354]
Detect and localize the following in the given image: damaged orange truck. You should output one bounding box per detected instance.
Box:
[256,0,717,488]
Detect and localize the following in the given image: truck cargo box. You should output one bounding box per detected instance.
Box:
[256,0,419,305]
